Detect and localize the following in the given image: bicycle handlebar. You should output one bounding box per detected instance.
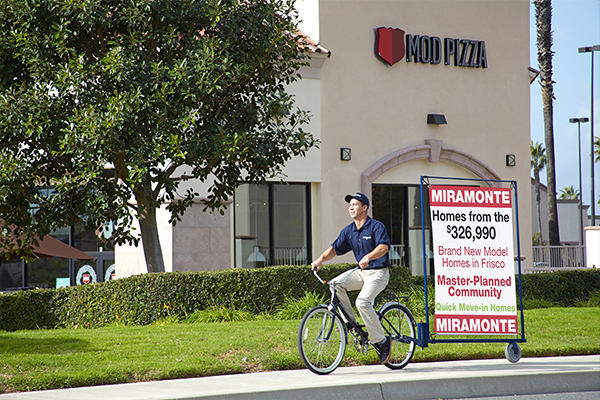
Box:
[312,268,326,284]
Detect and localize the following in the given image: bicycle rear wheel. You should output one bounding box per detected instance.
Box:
[379,303,416,369]
[297,305,347,375]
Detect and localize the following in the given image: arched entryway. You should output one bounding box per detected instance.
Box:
[360,140,501,276]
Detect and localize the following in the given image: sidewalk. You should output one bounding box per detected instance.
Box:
[3,355,599,400]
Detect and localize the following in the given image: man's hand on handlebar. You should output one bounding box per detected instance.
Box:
[358,255,370,270]
[311,259,322,272]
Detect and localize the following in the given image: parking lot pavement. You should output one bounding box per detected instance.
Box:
[3,355,599,400]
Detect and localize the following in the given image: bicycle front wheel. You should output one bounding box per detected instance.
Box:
[297,305,347,375]
[379,303,416,370]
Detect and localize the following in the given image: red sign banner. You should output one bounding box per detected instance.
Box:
[435,314,518,335]
[430,185,517,335]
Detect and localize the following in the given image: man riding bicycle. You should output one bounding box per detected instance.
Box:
[311,192,392,364]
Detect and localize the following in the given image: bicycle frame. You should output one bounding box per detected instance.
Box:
[313,267,369,343]
[314,267,414,348]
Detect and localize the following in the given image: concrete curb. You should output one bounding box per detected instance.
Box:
[3,355,599,400]
[380,371,600,400]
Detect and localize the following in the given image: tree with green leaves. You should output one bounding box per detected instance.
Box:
[558,185,579,200]
[533,0,560,245]
[0,0,316,272]
[531,141,547,235]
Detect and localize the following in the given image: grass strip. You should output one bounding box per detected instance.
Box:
[1,307,598,393]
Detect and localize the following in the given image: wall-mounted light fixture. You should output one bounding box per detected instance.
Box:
[247,246,266,262]
[528,66,540,84]
[427,114,447,125]
[506,154,516,167]
[341,148,351,161]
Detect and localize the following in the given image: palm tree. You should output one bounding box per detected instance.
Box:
[558,185,579,200]
[534,0,560,245]
[531,141,547,234]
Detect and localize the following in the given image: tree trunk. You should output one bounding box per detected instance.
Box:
[534,169,543,234]
[135,181,166,273]
[535,0,560,245]
[544,106,560,245]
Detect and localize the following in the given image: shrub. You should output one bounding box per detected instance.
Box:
[151,315,183,325]
[587,290,600,307]
[185,307,256,323]
[0,264,363,330]
[522,298,556,309]
[574,289,600,307]
[274,291,327,320]
[0,288,58,331]
[401,283,436,319]
[0,266,597,332]
[519,269,600,307]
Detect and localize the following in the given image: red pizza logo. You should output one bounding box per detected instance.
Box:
[375,27,405,66]
[375,26,488,68]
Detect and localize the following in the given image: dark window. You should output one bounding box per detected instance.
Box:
[234,183,311,268]
[373,184,433,276]
[0,208,115,291]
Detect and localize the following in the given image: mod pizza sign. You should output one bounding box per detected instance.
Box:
[375,27,488,68]
[429,186,517,335]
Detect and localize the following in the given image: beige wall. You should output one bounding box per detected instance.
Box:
[116,0,534,274]
[531,180,590,245]
[116,201,230,277]
[115,206,173,277]
[314,0,532,266]
[277,55,326,182]
[172,203,231,272]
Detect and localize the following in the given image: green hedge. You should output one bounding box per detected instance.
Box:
[518,268,600,307]
[0,288,58,330]
[0,266,598,332]
[0,265,416,331]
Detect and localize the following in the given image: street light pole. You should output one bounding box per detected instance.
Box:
[579,45,599,226]
[569,117,589,246]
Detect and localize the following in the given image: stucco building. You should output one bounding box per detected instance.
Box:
[115,0,533,278]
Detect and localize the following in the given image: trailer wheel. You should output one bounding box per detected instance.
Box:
[505,342,521,363]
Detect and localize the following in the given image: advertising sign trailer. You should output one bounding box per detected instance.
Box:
[416,176,526,362]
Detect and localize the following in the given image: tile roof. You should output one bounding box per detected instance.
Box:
[295,30,331,57]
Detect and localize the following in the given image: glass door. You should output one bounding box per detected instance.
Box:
[373,184,433,276]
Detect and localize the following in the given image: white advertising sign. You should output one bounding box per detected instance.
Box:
[429,185,517,335]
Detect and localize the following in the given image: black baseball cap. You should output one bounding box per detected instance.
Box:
[345,192,369,208]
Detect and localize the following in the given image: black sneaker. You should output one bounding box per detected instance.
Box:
[372,336,391,364]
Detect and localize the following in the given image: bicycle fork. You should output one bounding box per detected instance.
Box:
[317,310,337,343]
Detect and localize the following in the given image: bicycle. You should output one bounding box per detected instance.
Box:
[297,266,417,375]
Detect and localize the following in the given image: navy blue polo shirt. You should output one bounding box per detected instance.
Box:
[332,217,392,269]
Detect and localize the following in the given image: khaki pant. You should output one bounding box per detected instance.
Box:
[331,267,389,344]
